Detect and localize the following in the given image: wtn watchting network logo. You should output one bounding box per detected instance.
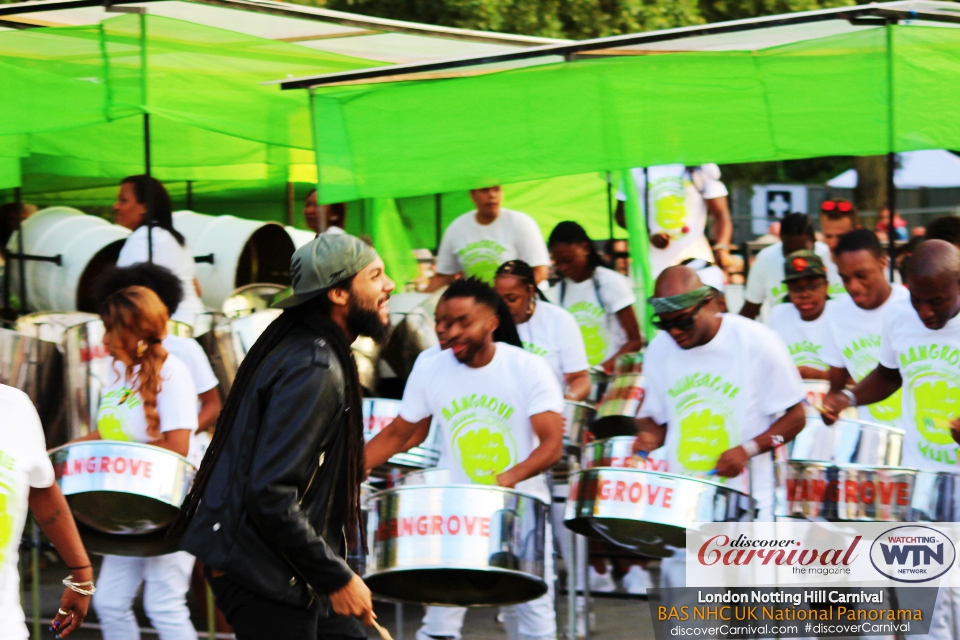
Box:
[869,525,957,583]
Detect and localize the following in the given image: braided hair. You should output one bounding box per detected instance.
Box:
[168,285,366,549]
[495,260,548,301]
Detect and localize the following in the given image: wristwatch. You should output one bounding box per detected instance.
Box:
[841,388,858,407]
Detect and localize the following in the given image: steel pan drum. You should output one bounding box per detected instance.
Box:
[801,380,858,419]
[592,353,644,438]
[580,436,670,472]
[777,462,960,522]
[364,483,549,606]
[565,467,755,558]
[222,283,288,319]
[399,468,449,486]
[51,441,195,540]
[790,415,903,466]
[562,401,596,453]
[363,398,440,474]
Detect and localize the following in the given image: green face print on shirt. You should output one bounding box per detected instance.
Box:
[0,475,16,568]
[444,395,519,485]
[911,376,960,446]
[649,176,689,235]
[96,387,139,442]
[677,407,732,473]
[459,240,507,284]
[568,301,609,366]
[842,334,902,423]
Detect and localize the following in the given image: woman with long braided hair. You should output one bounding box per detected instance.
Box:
[71,286,200,640]
[172,234,393,639]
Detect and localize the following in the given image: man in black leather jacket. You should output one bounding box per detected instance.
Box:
[174,233,394,639]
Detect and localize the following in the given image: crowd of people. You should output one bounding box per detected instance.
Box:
[4,166,960,640]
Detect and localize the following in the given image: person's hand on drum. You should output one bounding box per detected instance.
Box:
[715,446,750,478]
[950,417,960,445]
[51,566,92,638]
[496,467,520,489]
[820,391,849,425]
[330,574,375,626]
[632,431,661,458]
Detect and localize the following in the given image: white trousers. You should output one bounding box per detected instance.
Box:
[416,524,557,640]
[93,551,198,640]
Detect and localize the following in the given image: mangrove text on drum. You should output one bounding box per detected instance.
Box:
[55,455,155,479]
[376,515,491,541]
[572,475,675,508]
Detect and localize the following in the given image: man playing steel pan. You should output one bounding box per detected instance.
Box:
[632,266,806,593]
[366,277,565,640]
[823,239,960,640]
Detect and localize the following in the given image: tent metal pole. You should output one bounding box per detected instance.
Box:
[434,193,442,252]
[2,192,9,319]
[885,21,897,282]
[286,182,295,226]
[606,172,614,245]
[140,11,154,263]
[308,88,325,231]
[16,186,25,314]
[186,180,194,210]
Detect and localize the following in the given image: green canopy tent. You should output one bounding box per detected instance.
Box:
[278,0,960,329]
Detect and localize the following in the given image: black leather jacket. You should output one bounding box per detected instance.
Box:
[179,324,355,609]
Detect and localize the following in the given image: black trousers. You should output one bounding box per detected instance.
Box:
[209,574,366,640]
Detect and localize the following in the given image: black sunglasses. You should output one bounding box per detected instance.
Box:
[652,299,709,332]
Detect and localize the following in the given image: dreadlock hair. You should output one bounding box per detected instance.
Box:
[548,221,605,271]
[95,263,184,316]
[168,278,367,548]
[495,260,548,301]
[835,228,884,259]
[442,277,522,349]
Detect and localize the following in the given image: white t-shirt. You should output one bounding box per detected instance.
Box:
[117,226,206,326]
[744,241,844,308]
[821,287,908,425]
[323,226,345,235]
[399,345,564,502]
[517,301,589,387]
[163,336,218,394]
[0,385,55,640]
[96,355,198,446]
[628,164,729,276]
[638,315,804,514]
[767,301,834,372]
[435,209,550,283]
[549,266,636,367]
[879,297,960,470]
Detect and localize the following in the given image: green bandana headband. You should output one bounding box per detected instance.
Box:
[647,286,713,315]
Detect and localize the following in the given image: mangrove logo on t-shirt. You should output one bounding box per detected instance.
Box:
[0,451,17,568]
[567,301,609,366]
[668,374,740,475]
[96,388,140,442]
[788,340,827,370]
[900,344,960,464]
[458,240,507,283]
[842,334,902,422]
[522,342,549,358]
[649,176,689,237]
[442,394,518,485]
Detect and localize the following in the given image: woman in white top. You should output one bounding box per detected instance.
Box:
[114,176,206,327]
[2,386,93,639]
[72,286,199,640]
[548,221,643,372]
[494,260,590,401]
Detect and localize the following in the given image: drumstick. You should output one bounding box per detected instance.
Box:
[372,619,394,640]
[802,396,827,415]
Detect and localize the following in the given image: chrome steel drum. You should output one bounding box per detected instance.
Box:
[201,309,281,393]
[801,380,858,419]
[365,483,549,606]
[379,291,440,395]
[588,367,609,405]
[0,326,66,448]
[593,353,644,438]
[789,415,903,466]
[50,441,196,556]
[565,467,755,558]
[222,283,288,319]
[399,468,450,486]
[562,401,595,453]
[580,436,669,472]
[363,398,440,474]
[778,462,960,522]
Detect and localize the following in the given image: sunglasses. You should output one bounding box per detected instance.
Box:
[820,200,853,213]
[652,299,709,332]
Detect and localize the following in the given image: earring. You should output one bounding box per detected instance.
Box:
[136,340,146,358]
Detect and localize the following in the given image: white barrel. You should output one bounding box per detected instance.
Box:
[285,226,317,249]
[173,211,294,310]
[6,207,130,312]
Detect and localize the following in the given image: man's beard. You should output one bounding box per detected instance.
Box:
[347,299,391,345]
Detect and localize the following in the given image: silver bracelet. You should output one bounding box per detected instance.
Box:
[841,388,858,407]
[62,575,96,597]
[740,439,761,458]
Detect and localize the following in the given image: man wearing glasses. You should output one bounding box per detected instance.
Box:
[632,265,806,600]
[767,251,834,380]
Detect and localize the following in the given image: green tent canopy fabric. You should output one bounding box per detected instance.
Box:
[311,24,960,203]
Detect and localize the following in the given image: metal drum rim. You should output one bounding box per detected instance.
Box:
[63,487,185,509]
[565,400,597,410]
[782,460,917,472]
[571,466,752,495]
[49,440,194,466]
[366,483,548,505]
[365,566,548,606]
[806,416,905,436]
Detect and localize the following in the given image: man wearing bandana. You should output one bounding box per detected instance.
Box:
[633,266,806,597]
